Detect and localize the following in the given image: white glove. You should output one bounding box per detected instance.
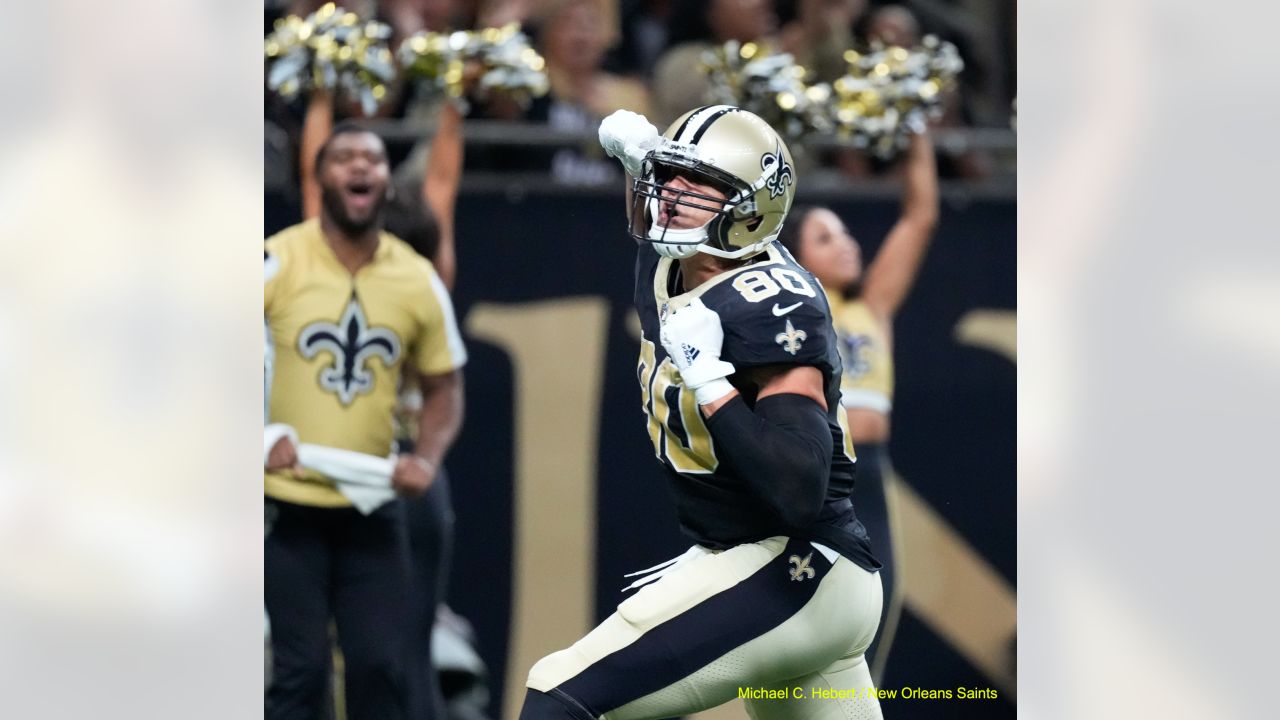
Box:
[598,109,661,177]
[660,298,736,405]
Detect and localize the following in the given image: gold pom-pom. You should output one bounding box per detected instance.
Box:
[265,3,395,116]
[398,23,548,111]
[701,41,832,145]
[830,35,964,158]
[701,36,964,159]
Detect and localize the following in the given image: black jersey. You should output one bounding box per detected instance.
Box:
[634,242,880,572]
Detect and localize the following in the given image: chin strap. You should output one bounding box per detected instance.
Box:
[647,195,708,258]
[649,225,707,258]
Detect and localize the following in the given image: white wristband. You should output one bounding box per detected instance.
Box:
[680,358,736,389]
[693,378,736,406]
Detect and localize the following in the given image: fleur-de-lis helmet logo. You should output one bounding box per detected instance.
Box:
[761,142,794,200]
[298,294,402,405]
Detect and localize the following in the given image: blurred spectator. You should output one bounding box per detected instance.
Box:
[779,0,867,82]
[485,0,652,184]
[275,39,473,715]
[606,0,674,78]
[389,0,468,33]
[541,0,651,117]
[478,0,534,27]
[265,123,467,720]
[822,3,994,179]
[865,2,919,47]
[651,0,777,126]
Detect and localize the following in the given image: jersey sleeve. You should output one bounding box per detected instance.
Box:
[719,298,832,369]
[413,264,468,376]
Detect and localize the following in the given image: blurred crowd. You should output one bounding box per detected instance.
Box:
[266,0,1014,209]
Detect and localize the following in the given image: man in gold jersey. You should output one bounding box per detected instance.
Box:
[779,132,938,682]
[264,122,467,720]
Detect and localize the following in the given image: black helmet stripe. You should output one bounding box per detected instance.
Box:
[674,105,735,144]
[690,106,740,144]
[670,106,708,142]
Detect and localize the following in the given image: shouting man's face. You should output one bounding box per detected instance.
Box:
[317,130,390,236]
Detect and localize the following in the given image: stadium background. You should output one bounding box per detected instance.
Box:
[266,0,1016,718]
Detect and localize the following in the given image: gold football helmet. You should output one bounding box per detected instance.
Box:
[629,105,796,259]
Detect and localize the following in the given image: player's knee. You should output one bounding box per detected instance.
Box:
[523,653,598,720]
[526,654,554,692]
[518,689,594,720]
[526,649,576,693]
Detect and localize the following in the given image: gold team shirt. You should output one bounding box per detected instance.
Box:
[264,219,467,507]
[824,288,894,413]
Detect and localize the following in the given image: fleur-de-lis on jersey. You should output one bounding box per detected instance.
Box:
[775,318,807,356]
[298,294,402,405]
[789,553,815,582]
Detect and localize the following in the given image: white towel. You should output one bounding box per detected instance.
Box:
[264,424,397,514]
[297,444,396,514]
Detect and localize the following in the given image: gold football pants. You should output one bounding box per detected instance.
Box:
[523,536,884,720]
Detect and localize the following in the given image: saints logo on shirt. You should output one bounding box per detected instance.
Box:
[298,293,402,405]
[840,334,873,380]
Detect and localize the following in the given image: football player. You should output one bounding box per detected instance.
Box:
[517,106,885,720]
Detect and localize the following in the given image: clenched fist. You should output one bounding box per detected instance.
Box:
[598,109,661,177]
[266,435,302,476]
[392,455,437,497]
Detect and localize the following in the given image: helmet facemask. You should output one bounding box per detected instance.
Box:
[629,151,758,260]
[625,108,796,260]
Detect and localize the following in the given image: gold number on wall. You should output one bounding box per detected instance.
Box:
[465,297,609,720]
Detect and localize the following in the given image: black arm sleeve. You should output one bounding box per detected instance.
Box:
[703,393,833,529]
